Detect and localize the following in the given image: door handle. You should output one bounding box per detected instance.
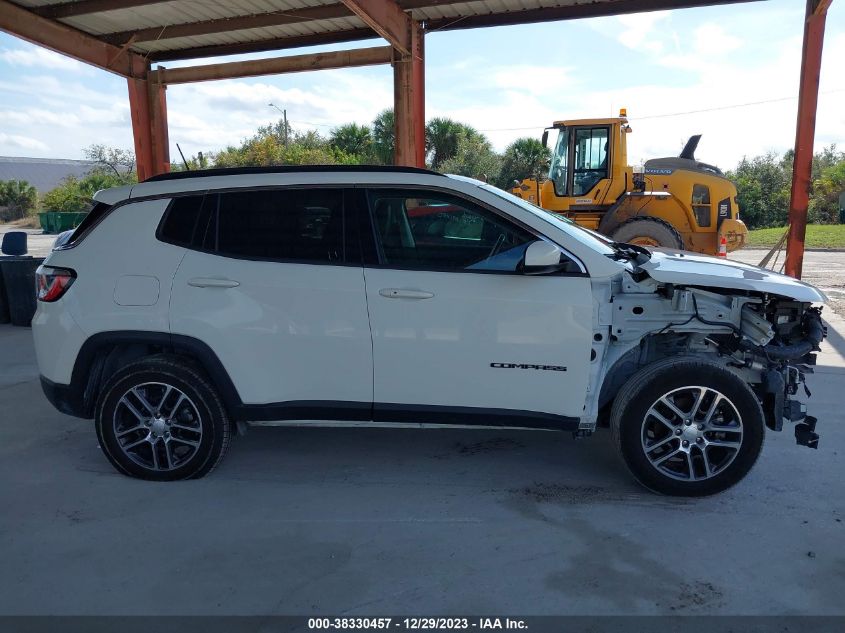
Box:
[188,277,240,289]
[379,288,435,300]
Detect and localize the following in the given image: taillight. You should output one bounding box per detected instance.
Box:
[36,266,76,302]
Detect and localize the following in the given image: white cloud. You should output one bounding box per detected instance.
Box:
[0,132,49,152]
[615,11,672,53]
[0,46,90,73]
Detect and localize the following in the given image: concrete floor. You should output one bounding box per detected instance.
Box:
[1,315,844,615]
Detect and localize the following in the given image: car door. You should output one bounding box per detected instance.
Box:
[169,187,373,420]
[360,187,593,428]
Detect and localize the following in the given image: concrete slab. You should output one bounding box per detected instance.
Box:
[1,316,843,616]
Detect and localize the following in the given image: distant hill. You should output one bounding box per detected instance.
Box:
[0,156,96,193]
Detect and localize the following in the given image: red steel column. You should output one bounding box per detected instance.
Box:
[126,76,154,181]
[785,0,830,279]
[148,69,171,176]
[411,22,425,168]
[393,21,424,167]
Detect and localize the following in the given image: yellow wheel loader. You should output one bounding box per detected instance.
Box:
[511,113,748,255]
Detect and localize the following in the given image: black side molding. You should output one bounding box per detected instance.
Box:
[373,403,580,431]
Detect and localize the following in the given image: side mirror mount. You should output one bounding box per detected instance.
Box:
[520,240,567,275]
[541,130,549,148]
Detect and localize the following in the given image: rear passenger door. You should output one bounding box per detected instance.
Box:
[167,187,373,419]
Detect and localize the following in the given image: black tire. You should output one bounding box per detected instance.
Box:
[611,217,684,250]
[95,355,231,481]
[610,357,764,496]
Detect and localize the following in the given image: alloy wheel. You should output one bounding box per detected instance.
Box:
[112,382,203,471]
[640,386,743,481]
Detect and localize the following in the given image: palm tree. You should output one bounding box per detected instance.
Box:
[371,109,395,165]
[329,123,372,158]
[496,137,551,189]
[0,179,38,221]
[425,118,485,170]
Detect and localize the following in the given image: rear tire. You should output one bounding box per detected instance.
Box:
[610,358,764,496]
[95,356,231,481]
[611,217,684,250]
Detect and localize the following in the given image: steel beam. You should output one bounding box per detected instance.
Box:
[0,0,146,77]
[393,23,424,168]
[31,0,170,19]
[127,76,154,181]
[785,0,830,279]
[341,0,412,55]
[150,46,393,85]
[127,72,170,180]
[148,70,170,177]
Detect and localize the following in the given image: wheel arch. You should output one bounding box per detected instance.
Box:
[597,195,694,241]
[68,331,243,419]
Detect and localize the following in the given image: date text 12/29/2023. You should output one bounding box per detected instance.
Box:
[308,618,528,630]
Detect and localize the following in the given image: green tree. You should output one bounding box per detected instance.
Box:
[809,159,845,224]
[42,171,134,213]
[83,144,136,178]
[371,109,395,165]
[330,123,372,158]
[439,131,501,183]
[726,152,791,229]
[0,179,38,221]
[496,137,551,189]
[424,118,463,169]
[210,127,356,168]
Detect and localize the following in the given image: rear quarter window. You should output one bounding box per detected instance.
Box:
[157,195,207,247]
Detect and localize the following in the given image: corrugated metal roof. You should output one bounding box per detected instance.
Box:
[7,0,760,62]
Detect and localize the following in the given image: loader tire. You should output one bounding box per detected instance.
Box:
[611,217,684,250]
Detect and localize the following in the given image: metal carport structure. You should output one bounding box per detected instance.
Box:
[0,0,834,277]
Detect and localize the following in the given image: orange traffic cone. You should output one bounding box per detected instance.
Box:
[717,235,727,258]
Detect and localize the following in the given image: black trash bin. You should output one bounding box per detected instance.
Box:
[0,269,9,324]
[0,256,44,326]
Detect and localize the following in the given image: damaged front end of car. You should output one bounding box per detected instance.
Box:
[590,251,827,449]
[737,300,825,448]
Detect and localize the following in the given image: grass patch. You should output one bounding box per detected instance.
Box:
[746,224,845,249]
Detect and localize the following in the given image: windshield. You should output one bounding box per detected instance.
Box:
[481,184,616,256]
[548,127,569,196]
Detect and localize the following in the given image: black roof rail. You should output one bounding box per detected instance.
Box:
[143,164,444,182]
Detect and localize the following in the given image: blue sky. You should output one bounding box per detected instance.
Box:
[0,0,842,171]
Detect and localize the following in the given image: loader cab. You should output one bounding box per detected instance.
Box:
[537,117,633,227]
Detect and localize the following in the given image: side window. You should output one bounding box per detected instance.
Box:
[368,189,538,273]
[208,189,346,263]
[692,184,711,227]
[572,127,609,196]
[158,195,206,247]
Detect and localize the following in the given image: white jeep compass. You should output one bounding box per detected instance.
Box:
[32,166,826,495]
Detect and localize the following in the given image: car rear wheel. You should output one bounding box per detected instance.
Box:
[610,358,764,496]
[95,356,231,481]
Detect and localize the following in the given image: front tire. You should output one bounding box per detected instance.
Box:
[610,358,764,496]
[95,356,231,481]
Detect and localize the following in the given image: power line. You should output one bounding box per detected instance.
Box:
[475,87,845,132]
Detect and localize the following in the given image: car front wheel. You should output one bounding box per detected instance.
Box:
[95,356,231,481]
[610,358,765,496]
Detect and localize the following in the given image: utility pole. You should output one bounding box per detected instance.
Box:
[268,102,288,147]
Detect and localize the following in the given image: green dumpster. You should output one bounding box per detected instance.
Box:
[38,212,88,234]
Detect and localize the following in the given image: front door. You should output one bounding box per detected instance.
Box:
[360,187,593,428]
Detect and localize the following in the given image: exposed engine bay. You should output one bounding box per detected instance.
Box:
[589,269,826,449]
